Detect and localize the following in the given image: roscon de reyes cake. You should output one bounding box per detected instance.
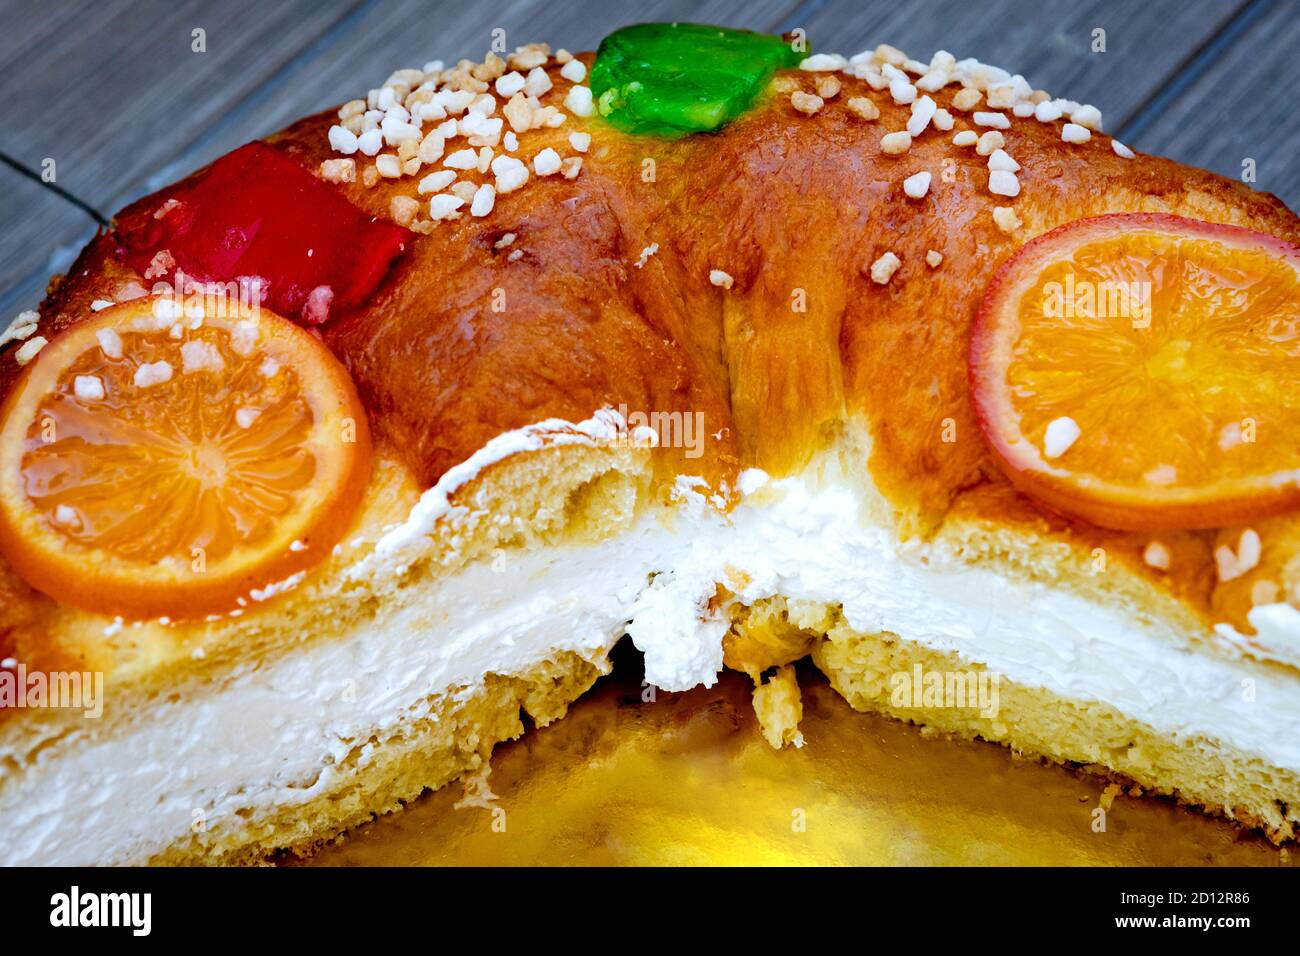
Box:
[1,23,1299,865]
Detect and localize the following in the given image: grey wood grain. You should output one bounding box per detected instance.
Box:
[107,0,800,213]
[0,0,358,210]
[0,0,1252,219]
[0,0,800,311]
[0,164,100,316]
[791,0,1247,130]
[4,0,1293,318]
[1126,0,1298,209]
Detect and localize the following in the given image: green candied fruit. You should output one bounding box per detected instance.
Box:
[588,23,806,137]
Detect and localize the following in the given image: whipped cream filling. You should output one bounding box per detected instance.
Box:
[1,527,670,865]
[1216,603,1300,669]
[631,472,1300,774]
[7,414,1300,864]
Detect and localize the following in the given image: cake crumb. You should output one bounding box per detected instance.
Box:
[987,148,1020,172]
[752,665,805,750]
[96,328,123,359]
[1062,122,1091,144]
[1071,104,1103,131]
[903,170,931,199]
[564,85,594,117]
[799,53,847,72]
[1,310,39,348]
[14,336,48,366]
[319,158,357,183]
[144,249,175,280]
[1216,528,1261,582]
[880,131,912,155]
[709,269,734,289]
[470,183,496,217]
[1251,579,1280,606]
[533,147,562,176]
[907,95,937,136]
[815,75,841,99]
[1043,416,1080,458]
[988,169,1020,197]
[428,194,464,220]
[634,243,659,268]
[133,360,173,388]
[560,58,587,83]
[870,251,902,284]
[791,91,824,115]
[992,206,1022,233]
[453,763,499,811]
[846,96,880,120]
[1034,100,1064,122]
[389,195,419,225]
[889,79,917,105]
[1100,783,1122,811]
[925,250,943,268]
[976,130,1005,156]
[1143,541,1171,571]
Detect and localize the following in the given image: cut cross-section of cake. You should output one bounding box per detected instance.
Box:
[2,24,1299,864]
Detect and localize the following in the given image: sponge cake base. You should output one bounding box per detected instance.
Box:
[811,617,1300,843]
[152,649,609,865]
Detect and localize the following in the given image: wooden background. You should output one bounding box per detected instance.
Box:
[1,0,1295,318]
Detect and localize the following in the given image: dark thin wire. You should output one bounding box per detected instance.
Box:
[0,151,107,227]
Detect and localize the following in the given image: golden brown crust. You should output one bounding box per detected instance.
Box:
[2,52,1299,700]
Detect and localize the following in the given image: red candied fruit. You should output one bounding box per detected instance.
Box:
[115,143,409,324]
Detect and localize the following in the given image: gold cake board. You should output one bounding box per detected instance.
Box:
[302,661,1291,866]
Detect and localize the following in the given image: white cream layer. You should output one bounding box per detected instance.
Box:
[0,530,665,866]
[6,423,1300,864]
[635,472,1300,774]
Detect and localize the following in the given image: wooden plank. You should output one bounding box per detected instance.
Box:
[790,0,1244,129]
[0,166,100,316]
[3,0,1245,219]
[108,0,799,212]
[0,0,800,311]
[0,0,357,212]
[1125,0,1299,209]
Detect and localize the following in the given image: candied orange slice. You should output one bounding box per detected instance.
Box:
[970,213,1300,531]
[0,297,370,618]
